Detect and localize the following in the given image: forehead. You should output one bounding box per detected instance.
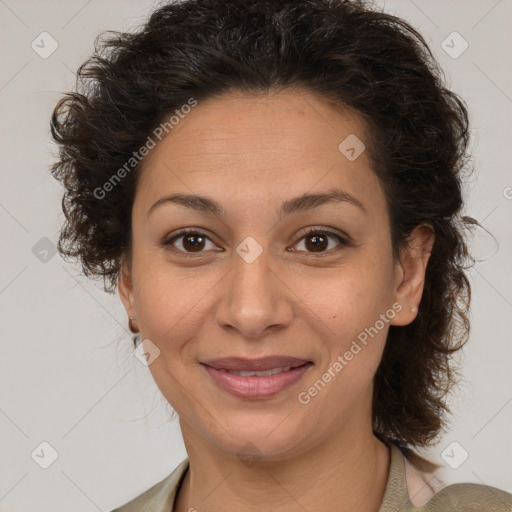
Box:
[134,89,386,220]
[142,89,367,168]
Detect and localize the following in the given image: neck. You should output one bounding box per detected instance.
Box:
[174,420,390,512]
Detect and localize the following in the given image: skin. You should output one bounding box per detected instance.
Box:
[118,88,434,512]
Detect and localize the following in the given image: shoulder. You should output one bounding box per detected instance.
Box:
[420,483,512,511]
[393,444,511,511]
[110,458,189,512]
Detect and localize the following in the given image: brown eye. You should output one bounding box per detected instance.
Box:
[304,233,329,252]
[292,228,349,255]
[180,232,206,252]
[163,229,217,256]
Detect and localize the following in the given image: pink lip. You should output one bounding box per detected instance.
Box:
[201,361,313,399]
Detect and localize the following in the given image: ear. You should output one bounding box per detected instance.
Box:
[118,254,137,321]
[390,224,435,326]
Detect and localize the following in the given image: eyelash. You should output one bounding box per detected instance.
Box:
[162,227,350,258]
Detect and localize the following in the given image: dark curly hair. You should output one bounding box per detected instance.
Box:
[50,0,477,470]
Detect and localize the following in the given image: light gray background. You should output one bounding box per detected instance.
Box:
[0,0,511,510]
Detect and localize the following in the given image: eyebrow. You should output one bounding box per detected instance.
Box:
[147,187,366,219]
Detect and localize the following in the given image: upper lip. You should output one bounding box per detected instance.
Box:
[201,356,312,371]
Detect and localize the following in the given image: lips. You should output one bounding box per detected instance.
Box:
[200,356,314,399]
[201,356,311,372]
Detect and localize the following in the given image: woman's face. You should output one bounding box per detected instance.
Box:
[119,89,427,460]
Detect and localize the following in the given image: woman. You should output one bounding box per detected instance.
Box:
[49,0,512,510]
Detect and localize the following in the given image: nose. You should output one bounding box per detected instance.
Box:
[214,241,294,340]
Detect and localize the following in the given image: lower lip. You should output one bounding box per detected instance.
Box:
[201,363,313,399]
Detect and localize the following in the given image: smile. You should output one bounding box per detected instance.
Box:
[220,366,292,376]
[201,361,313,399]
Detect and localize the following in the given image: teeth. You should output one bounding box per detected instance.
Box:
[224,366,292,377]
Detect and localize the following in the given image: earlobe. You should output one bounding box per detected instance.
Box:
[390,224,435,326]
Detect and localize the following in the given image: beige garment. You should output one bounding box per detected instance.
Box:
[111,444,512,511]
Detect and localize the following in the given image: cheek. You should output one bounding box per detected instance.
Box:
[131,267,210,406]
[304,259,394,334]
[295,320,388,442]
[135,274,210,347]
[301,259,394,390]
[129,247,211,353]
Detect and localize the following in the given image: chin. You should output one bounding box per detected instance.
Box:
[203,412,318,463]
